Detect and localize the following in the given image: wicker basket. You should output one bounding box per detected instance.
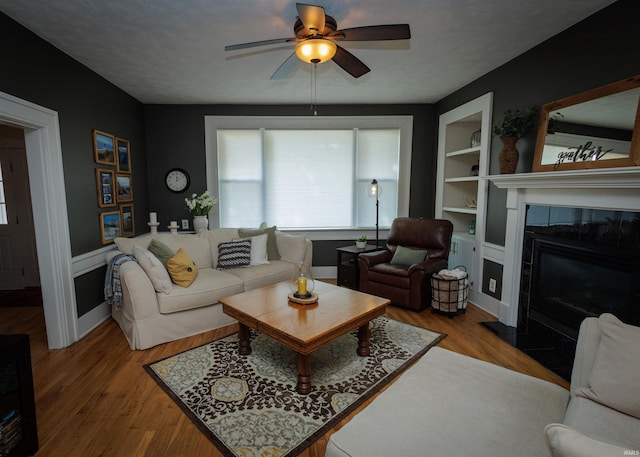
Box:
[430,267,469,316]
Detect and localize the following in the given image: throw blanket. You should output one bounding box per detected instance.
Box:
[104,253,137,310]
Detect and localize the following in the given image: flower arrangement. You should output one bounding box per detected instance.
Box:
[185,191,218,216]
[493,107,538,139]
[357,235,367,242]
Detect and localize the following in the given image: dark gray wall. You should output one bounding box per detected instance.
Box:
[0,13,147,317]
[435,0,640,246]
[144,104,436,265]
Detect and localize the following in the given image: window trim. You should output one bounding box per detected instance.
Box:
[204,115,413,239]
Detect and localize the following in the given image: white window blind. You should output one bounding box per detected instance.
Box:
[207,116,413,232]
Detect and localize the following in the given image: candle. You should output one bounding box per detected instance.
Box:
[297,276,307,296]
[169,220,178,227]
[149,212,157,223]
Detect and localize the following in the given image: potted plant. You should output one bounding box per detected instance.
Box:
[493,107,538,174]
[356,235,367,249]
[185,190,218,232]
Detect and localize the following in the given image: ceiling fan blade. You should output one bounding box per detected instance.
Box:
[330,24,411,41]
[296,3,325,35]
[225,37,297,52]
[332,46,370,78]
[271,52,300,80]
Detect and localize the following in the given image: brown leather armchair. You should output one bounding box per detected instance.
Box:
[358,217,453,311]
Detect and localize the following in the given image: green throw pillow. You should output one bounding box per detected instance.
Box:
[390,245,428,266]
[148,239,174,267]
[238,226,280,260]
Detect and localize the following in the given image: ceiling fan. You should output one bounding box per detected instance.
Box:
[225,3,411,79]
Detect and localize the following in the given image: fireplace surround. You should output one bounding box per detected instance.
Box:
[489,167,640,378]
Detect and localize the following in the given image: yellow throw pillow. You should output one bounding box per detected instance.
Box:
[167,248,198,287]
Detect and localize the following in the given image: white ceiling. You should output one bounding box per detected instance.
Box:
[0,0,617,105]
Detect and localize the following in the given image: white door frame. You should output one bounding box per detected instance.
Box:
[0,90,77,349]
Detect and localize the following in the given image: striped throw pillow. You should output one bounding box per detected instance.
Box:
[217,239,251,269]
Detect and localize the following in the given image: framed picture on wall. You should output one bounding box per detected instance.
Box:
[120,204,134,237]
[99,211,121,244]
[95,168,116,208]
[116,174,133,202]
[116,137,131,173]
[93,129,116,165]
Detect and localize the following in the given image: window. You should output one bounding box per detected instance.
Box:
[207,116,412,231]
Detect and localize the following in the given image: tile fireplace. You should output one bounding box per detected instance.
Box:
[489,167,640,379]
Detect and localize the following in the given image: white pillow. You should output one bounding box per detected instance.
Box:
[133,246,173,294]
[114,234,152,255]
[575,313,640,419]
[275,232,307,265]
[235,233,269,265]
[544,423,630,457]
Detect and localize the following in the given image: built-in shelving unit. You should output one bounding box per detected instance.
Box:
[436,93,493,304]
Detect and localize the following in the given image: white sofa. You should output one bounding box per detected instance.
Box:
[325,313,640,457]
[106,227,312,350]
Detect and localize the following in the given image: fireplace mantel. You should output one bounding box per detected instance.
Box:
[489,166,640,190]
[487,167,640,327]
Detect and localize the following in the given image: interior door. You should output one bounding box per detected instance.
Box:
[0,143,40,290]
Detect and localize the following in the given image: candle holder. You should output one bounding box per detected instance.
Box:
[168,223,179,234]
[148,222,160,234]
[288,263,318,304]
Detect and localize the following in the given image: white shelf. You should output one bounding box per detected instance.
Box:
[446,146,481,157]
[445,176,479,183]
[443,206,477,215]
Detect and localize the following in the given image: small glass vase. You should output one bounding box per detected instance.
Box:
[290,263,315,299]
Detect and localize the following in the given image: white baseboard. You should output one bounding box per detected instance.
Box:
[77,301,111,340]
[312,266,337,279]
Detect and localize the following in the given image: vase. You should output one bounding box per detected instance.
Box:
[193,215,208,232]
[498,137,519,174]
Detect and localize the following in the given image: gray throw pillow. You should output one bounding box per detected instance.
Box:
[390,245,428,266]
[238,226,280,260]
[147,238,174,267]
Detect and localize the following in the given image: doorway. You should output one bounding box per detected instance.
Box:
[0,90,78,349]
[0,125,40,291]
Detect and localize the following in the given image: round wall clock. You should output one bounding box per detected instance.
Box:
[165,168,190,193]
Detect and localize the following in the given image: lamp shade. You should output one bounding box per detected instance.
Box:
[295,39,337,64]
[368,179,382,198]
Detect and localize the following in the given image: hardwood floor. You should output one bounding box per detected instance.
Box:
[0,292,568,457]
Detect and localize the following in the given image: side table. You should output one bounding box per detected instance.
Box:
[336,244,382,290]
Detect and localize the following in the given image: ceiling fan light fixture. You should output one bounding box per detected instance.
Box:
[295,39,337,64]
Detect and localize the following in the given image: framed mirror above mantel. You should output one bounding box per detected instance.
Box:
[532,74,640,172]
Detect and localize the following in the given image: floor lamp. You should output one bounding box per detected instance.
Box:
[368,179,381,248]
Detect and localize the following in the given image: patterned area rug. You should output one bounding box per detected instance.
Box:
[145,317,445,457]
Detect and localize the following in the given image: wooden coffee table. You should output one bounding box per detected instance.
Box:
[220,280,389,394]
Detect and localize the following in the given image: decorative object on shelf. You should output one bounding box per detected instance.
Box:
[468,220,476,235]
[368,179,382,248]
[498,137,520,174]
[165,168,190,193]
[356,235,367,249]
[168,220,179,234]
[192,216,208,233]
[185,190,218,232]
[464,196,477,208]
[148,212,159,234]
[470,129,481,148]
[470,161,479,176]
[289,263,317,304]
[493,107,538,174]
